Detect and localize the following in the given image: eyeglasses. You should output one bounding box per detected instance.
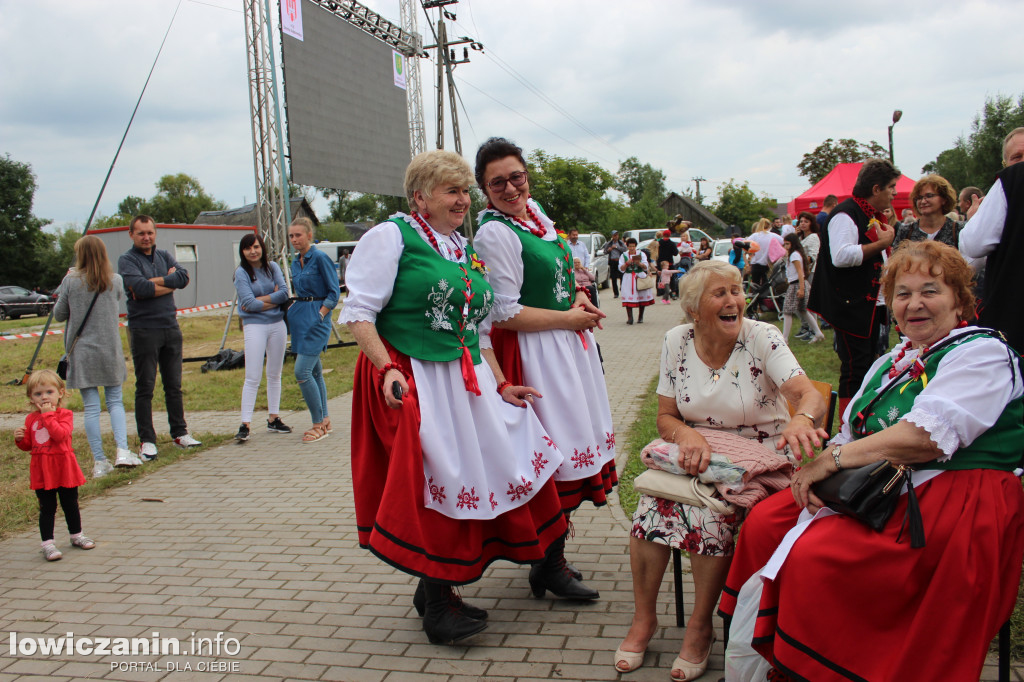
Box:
[486,170,529,192]
[915,193,939,202]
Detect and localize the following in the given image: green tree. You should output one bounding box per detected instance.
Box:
[322,189,404,224]
[526,150,616,233]
[316,222,354,241]
[710,179,776,230]
[797,138,888,184]
[39,226,80,288]
[0,155,52,288]
[615,157,667,206]
[922,93,1024,189]
[145,173,228,224]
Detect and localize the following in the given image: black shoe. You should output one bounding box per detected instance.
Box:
[413,579,488,620]
[421,580,488,645]
[637,318,644,324]
[626,319,633,325]
[565,562,583,581]
[529,536,599,600]
[529,562,599,600]
[267,417,292,434]
[234,424,250,442]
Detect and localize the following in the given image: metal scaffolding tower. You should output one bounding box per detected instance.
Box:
[243,0,289,258]
[400,0,427,156]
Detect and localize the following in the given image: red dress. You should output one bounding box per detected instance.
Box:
[351,347,568,585]
[17,409,85,490]
[720,472,1024,681]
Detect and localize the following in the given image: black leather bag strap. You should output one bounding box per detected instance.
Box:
[67,290,101,356]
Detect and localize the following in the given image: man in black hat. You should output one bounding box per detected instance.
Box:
[603,230,627,298]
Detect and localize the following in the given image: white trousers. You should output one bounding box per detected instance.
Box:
[240,320,287,423]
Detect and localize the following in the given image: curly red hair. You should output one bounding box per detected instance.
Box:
[881,240,975,318]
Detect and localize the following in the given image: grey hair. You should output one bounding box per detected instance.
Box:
[678,260,742,323]
[1003,127,1024,164]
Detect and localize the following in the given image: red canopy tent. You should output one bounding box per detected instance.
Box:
[786,162,916,219]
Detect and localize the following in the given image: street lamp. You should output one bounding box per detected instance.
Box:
[888,109,903,165]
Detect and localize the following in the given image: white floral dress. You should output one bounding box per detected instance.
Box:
[631,319,805,555]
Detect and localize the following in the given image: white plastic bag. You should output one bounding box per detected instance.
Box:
[724,572,772,682]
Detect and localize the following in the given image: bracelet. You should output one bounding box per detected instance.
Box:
[796,412,818,426]
[831,445,843,472]
[378,362,407,390]
[574,285,592,302]
[496,380,513,395]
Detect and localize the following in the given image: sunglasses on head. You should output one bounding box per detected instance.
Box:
[486,170,529,192]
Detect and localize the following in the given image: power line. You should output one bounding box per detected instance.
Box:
[456,76,612,163]
[447,14,625,162]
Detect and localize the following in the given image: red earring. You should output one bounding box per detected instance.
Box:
[423,211,430,219]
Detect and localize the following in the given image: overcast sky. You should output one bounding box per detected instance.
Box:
[3,0,1022,231]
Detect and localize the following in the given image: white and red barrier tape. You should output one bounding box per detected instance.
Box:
[1,300,234,341]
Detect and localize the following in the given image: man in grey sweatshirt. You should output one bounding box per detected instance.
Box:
[118,215,201,460]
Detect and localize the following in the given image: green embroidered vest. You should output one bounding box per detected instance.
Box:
[850,333,1024,471]
[376,217,493,363]
[479,208,576,311]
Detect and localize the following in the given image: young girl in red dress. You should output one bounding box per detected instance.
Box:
[14,370,93,561]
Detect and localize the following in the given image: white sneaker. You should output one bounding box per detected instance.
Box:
[139,442,158,462]
[114,448,143,468]
[92,459,114,478]
[174,433,202,448]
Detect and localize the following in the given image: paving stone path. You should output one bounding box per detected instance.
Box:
[0,297,1015,681]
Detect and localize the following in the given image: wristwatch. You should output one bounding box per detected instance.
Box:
[831,445,843,472]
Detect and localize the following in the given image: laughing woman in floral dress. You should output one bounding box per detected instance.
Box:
[340,149,568,646]
[613,260,827,680]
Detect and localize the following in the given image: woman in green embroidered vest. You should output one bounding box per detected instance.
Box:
[473,137,616,603]
[720,240,1024,681]
[340,150,569,646]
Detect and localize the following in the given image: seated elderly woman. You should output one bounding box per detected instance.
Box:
[614,260,828,680]
[719,240,1024,681]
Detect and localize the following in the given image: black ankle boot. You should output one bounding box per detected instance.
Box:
[528,535,599,600]
[413,579,488,620]
[421,579,488,645]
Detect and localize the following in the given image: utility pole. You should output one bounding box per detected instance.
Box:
[691,176,706,205]
[422,0,481,238]
[422,0,480,154]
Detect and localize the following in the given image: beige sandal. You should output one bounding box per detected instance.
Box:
[670,636,714,682]
[322,417,333,433]
[613,645,646,673]
[302,425,328,443]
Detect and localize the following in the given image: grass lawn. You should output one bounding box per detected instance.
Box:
[0,313,360,414]
[0,430,231,541]
[616,313,1023,659]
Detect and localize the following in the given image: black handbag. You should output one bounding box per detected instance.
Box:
[57,289,101,381]
[812,461,922,545]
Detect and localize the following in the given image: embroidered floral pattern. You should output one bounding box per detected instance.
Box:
[605,432,616,450]
[427,477,446,504]
[455,486,480,510]
[542,435,556,449]
[424,279,455,331]
[887,406,901,424]
[552,256,570,302]
[571,447,596,469]
[506,476,533,502]
[531,451,548,478]
[465,289,493,334]
[489,492,498,511]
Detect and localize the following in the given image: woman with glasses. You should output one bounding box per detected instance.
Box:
[473,137,616,603]
[894,174,962,248]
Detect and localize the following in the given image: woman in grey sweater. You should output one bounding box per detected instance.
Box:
[54,235,141,477]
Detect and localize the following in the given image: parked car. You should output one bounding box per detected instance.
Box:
[0,286,54,320]
[711,238,735,264]
[637,228,714,267]
[575,232,610,290]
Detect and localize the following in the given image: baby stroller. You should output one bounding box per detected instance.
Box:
[744,258,788,320]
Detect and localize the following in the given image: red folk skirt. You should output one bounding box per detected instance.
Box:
[351,347,567,585]
[490,327,617,512]
[720,470,1024,681]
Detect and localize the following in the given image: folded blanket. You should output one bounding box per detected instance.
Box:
[640,428,793,509]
